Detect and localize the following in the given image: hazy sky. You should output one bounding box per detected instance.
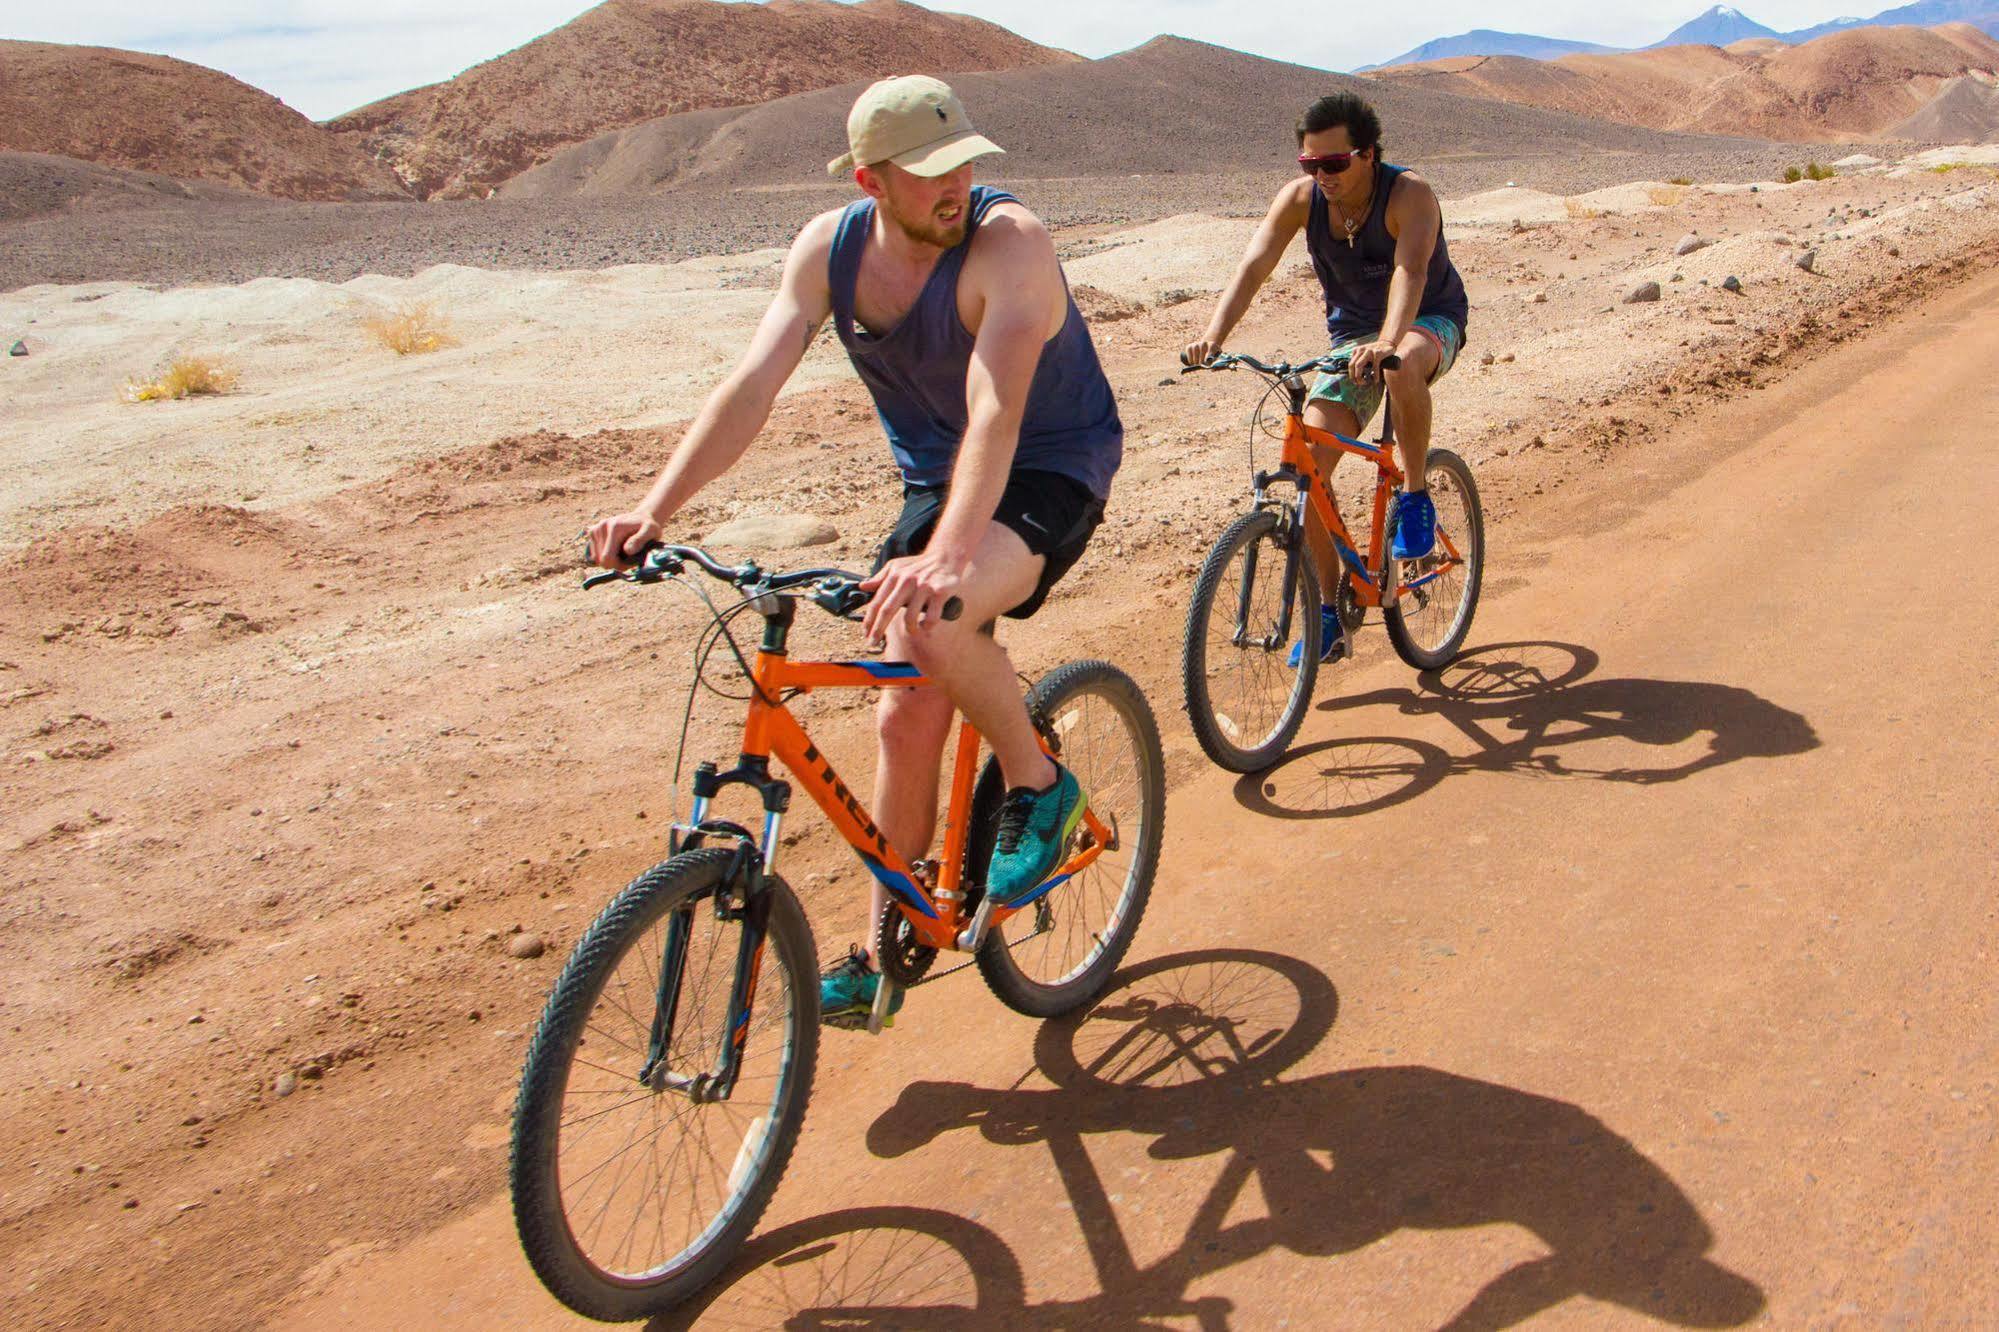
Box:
[6,0,1890,121]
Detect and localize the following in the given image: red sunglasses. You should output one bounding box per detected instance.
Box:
[1298,151,1360,175]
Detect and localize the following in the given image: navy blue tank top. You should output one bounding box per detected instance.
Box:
[1305,162,1469,345]
[828,186,1122,500]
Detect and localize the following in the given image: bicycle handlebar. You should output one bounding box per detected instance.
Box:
[582,540,962,622]
[1179,349,1400,380]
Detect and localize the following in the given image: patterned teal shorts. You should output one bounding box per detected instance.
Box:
[1306,314,1464,430]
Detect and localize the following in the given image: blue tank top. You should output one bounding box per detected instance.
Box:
[1305,162,1469,345]
[828,186,1122,500]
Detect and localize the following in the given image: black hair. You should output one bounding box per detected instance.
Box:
[1297,92,1383,157]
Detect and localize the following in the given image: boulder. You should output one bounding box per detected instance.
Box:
[1623,281,1662,304]
[1795,249,1817,273]
[705,514,839,549]
[1673,233,1710,256]
[1721,275,1744,293]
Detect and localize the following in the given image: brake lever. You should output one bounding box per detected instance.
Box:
[814,578,962,622]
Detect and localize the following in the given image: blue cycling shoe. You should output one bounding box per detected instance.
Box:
[1391,490,1437,560]
[1287,604,1349,668]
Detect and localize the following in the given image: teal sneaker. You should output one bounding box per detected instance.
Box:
[986,766,1087,905]
[819,947,901,1027]
[1287,604,1349,668]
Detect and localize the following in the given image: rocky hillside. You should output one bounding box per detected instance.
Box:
[326,0,1078,200]
[0,42,407,202]
[502,35,1792,200]
[1364,23,1999,141]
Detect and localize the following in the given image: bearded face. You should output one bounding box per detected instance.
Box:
[868,162,973,248]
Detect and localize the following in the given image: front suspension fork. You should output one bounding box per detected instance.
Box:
[637,838,771,1102]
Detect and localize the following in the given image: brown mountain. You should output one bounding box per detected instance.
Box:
[0,42,407,201]
[501,34,1798,199]
[1364,23,1999,141]
[1891,71,1999,137]
[326,0,1079,200]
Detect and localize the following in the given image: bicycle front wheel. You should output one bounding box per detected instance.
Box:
[1182,508,1321,772]
[511,848,819,1321]
[970,660,1164,1019]
[1384,448,1484,670]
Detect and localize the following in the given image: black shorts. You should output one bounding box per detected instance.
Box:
[871,469,1105,620]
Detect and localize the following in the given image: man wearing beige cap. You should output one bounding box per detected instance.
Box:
[587,76,1124,1027]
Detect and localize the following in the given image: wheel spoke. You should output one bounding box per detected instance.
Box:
[521,854,809,1300]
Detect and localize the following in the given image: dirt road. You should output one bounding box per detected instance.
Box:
[276,251,1999,1325]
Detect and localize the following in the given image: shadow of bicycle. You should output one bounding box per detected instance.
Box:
[1235,640,1819,820]
[664,950,1764,1330]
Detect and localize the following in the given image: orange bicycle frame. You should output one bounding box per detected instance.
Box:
[1277,411,1466,607]
[711,647,1113,952]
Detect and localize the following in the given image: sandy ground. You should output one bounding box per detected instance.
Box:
[4,155,1994,549]
[1,148,1997,1328]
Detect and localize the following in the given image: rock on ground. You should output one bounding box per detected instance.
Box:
[704,514,839,549]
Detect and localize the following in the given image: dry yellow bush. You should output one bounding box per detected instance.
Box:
[1562,198,1604,220]
[1646,184,1688,206]
[363,301,458,355]
[122,355,239,403]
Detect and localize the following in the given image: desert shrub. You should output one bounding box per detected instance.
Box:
[1646,184,1688,206]
[1668,177,1694,186]
[123,355,239,403]
[1804,161,1835,181]
[1782,165,1803,183]
[1562,197,1603,220]
[363,301,458,355]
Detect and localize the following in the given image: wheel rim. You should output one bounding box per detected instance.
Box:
[1394,463,1477,655]
[990,683,1151,988]
[1197,523,1310,757]
[552,890,799,1284]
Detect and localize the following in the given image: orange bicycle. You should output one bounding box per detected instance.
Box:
[510,543,1164,1320]
[1180,350,1483,771]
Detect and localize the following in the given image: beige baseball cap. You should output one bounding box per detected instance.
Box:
[826,75,1005,177]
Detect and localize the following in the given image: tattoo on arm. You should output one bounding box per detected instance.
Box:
[801,315,827,353]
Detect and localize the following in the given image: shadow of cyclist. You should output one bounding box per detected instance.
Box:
[1238,640,1818,819]
[863,950,1764,1330]
[679,952,1762,1327]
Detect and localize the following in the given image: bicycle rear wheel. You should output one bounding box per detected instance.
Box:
[968,660,1164,1019]
[1182,508,1321,772]
[1385,448,1483,670]
[511,848,818,1321]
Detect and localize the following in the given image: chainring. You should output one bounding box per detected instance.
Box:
[874,902,937,986]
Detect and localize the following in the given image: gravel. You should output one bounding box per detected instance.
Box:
[0,144,1880,293]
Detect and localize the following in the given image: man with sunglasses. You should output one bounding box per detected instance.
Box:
[1184,92,1468,667]
[586,76,1122,1027]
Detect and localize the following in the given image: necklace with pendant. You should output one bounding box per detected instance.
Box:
[1334,173,1373,248]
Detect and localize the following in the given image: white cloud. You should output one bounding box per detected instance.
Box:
[2,0,1901,121]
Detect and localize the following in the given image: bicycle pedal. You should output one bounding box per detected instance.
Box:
[957,895,998,952]
[866,976,900,1035]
